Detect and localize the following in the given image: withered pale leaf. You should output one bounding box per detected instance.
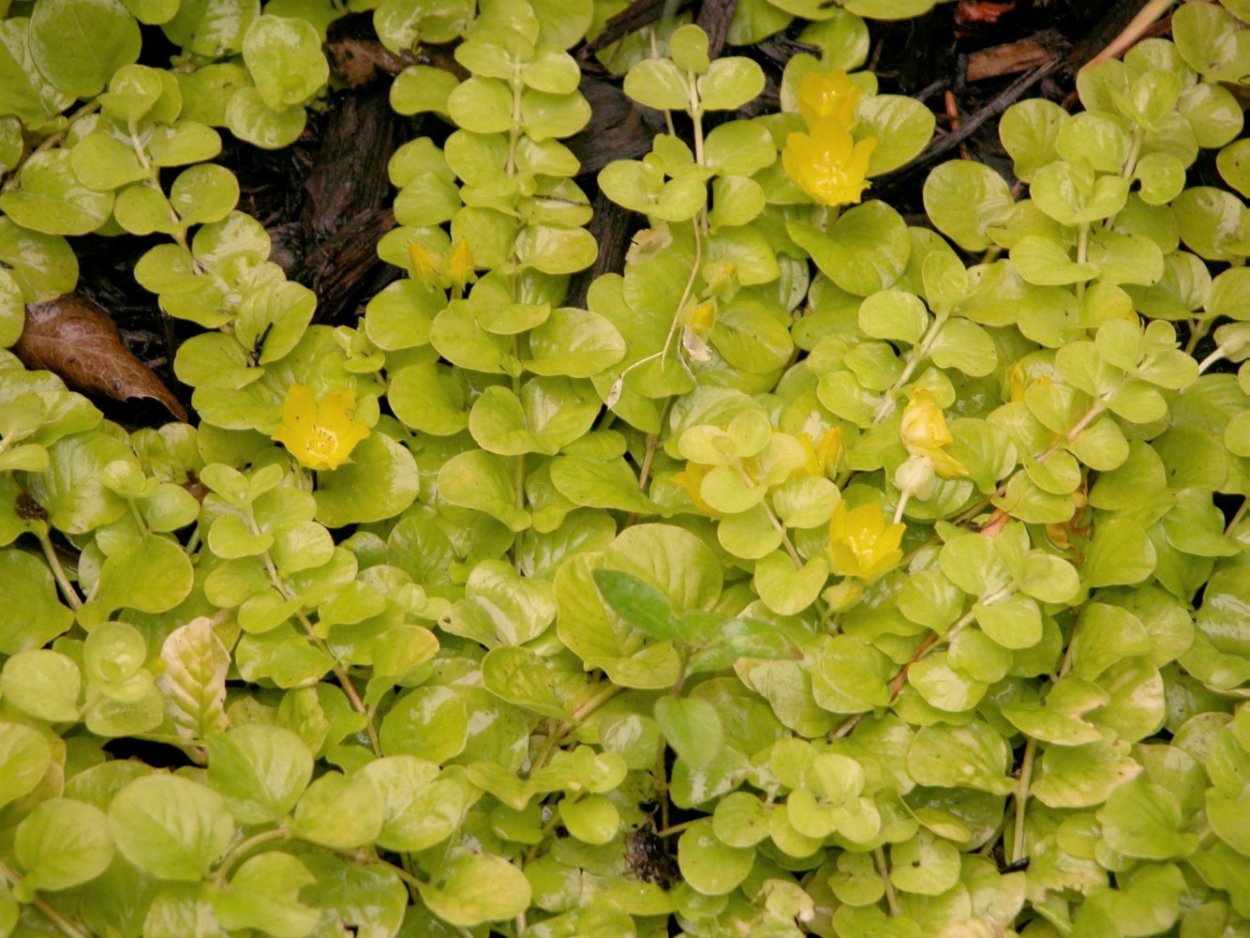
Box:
[157,616,231,759]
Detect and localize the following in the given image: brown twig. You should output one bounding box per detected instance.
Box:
[695,0,737,59]
[582,0,695,55]
[1087,0,1176,68]
[875,58,1065,195]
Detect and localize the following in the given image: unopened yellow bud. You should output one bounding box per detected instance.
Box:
[689,301,716,336]
[407,241,443,287]
[447,239,476,290]
[899,389,968,479]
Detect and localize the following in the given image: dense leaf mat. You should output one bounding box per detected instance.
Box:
[1,0,1250,936]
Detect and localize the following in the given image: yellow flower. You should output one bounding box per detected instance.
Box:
[899,389,968,479]
[688,301,716,337]
[782,119,877,209]
[272,384,370,471]
[407,241,443,288]
[1007,361,1029,403]
[828,500,905,580]
[671,462,720,517]
[447,239,477,291]
[797,69,862,129]
[799,426,844,477]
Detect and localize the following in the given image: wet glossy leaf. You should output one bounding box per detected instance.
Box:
[29,0,141,98]
[0,549,75,655]
[207,725,312,824]
[15,798,114,892]
[418,853,532,926]
[108,775,236,881]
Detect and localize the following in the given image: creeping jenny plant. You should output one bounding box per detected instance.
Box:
[1,0,1250,935]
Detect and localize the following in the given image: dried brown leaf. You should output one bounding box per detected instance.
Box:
[15,294,188,422]
[328,37,420,86]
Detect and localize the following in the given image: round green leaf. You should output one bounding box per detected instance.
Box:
[90,535,194,617]
[859,94,935,176]
[29,0,141,98]
[0,721,52,811]
[560,795,620,845]
[315,431,420,527]
[698,57,765,111]
[624,58,689,111]
[1,650,80,722]
[0,20,74,128]
[291,772,384,849]
[923,160,1014,252]
[418,853,532,927]
[0,548,75,656]
[0,217,79,302]
[655,696,723,769]
[906,720,1015,796]
[15,798,114,892]
[225,86,307,150]
[677,819,755,895]
[889,830,960,895]
[391,64,459,115]
[243,14,328,110]
[108,775,236,881]
[0,150,114,237]
[380,685,468,763]
[207,725,314,824]
[1217,139,1250,199]
[789,200,911,296]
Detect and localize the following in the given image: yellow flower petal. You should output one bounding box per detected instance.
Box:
[672,463,720,517]
[407,242,443,288]
[899,389,967,479]
[783,120,877,209]
[828,500,905,580]
[815,426,844,476]
[797,69,862,130]
[447,239,476,290]
[272,384,371,472]
[688,301,716,336]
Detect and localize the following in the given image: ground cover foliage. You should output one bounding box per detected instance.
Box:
[1,0,1250,935]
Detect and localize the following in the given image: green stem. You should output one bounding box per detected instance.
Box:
[655,818,697,838]
[184,524,201,556]
[659,218,705,368]
[251,515,380,756]
[128,499,150,538]
[830,608,976,740]
[1010,738,1038,865]
[874,846,899,916]
[527,682,624,776]
[893,489,911,525]
[838,314,949,489]
[213,827,290,884]
[635,398,673,495]
[1197,347,1225,375]
[505,68,524,176]
[1225,497,1248,537]
[0,861,90,938]
[37,529,82,611]
[294,608,381,756]
[1075,224,1089,301]
[1185,316,1213,357]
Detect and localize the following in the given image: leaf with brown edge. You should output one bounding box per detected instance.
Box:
[15,294,188,422]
